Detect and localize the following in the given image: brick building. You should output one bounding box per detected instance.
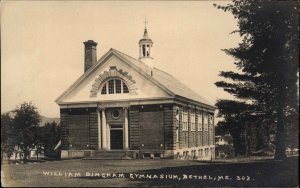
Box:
[56,26,216,160]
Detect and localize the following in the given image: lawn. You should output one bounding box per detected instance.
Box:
[1,156,298,187]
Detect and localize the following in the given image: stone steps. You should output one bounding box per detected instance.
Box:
[84,150,135,160]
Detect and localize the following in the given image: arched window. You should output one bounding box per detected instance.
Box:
[100,78,129,95]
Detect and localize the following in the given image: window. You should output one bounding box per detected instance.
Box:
[108,80,114,94]
[199,149,203,158]
[205,148,209,156]
[101,83,107,94]
[123,82,129,93]
[204,114,208,131]
[112,109,120,119]
[197,112,202,131]
[100,79,130,95]
[182,109,188,131]
[191,110,195,131]
[209,115,214,126]
[143,45,146,56]
[115,79,121,93]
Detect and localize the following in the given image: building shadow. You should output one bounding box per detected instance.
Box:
[127,156,299,187]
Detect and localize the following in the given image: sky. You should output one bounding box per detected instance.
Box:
[1,1,241,118]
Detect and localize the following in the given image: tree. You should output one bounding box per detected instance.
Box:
[214,1,298,160]
[215,100,254,156]
[1,113,16,159]
[13,102,41,162]
[38,121,60,157]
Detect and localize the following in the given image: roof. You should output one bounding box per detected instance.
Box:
[56,48,215,108]
[111,49,214,107]
[139,28,153,44]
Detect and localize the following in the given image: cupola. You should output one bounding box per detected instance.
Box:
[138,20,154,68]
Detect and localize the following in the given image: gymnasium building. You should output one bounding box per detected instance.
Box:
[56,25,216,160]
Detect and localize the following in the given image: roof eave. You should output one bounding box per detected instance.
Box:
[174,95,216,111]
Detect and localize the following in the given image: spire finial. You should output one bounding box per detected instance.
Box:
[144,17,148,29]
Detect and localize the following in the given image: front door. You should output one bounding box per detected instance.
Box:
[110,130,123,150]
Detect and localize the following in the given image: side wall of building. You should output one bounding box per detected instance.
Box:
[172,104,215,160]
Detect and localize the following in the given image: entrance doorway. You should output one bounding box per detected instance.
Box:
[110,129,123,150]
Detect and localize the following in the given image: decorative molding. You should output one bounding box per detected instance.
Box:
[90,67,138,97]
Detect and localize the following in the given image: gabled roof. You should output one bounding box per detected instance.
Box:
[56,48,214,108]
[112,49,214,107]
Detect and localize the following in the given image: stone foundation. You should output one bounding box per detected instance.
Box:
[165,145,215,160]
[61,147,215,160]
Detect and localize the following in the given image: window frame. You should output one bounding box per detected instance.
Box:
[100,78,130,95]
[204,114,208,131]
[190,110,196,131]
[182,109,188,131]
[197,112,203,131]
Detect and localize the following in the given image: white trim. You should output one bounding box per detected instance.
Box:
[56,49,175,104]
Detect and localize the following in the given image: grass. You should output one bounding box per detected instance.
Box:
[1,156,298,187]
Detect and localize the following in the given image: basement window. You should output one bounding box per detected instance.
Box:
[100,78,129,95]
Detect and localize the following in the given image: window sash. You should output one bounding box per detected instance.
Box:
[108,80,115,94]
[191,110,195,131]
[197,114,202,131]
[115,79,121,93]
[100,79,129,95]
[101,83,107,94]
[191,123,195,131]
[123,82,129,93]
[182,109,188,131]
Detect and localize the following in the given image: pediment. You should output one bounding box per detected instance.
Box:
[56,50,172,104]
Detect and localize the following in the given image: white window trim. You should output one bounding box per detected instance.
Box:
[204,115,208,131]
[182,109,188,131]
[190,110,196,131]
[198,113,203,131]
[100,78,129,95]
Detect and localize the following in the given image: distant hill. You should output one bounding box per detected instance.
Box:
[39,115,60,126]
[3,111,60,127]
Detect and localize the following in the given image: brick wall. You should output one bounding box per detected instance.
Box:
[164,105,175,150]
[177,105,214,150]
[60,109,69,150]
[59,108,98,150]
[89,110,98,149]
[129,107,140,150]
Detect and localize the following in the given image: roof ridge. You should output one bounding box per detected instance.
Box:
[112,49,174,77]
[111,48,144,64]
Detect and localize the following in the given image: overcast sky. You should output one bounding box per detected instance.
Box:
[1,1,241,118]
